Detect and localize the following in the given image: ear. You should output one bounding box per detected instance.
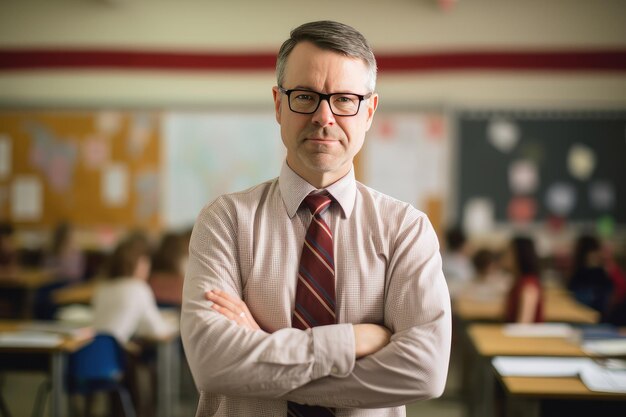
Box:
[272,86,282,124]
[364,93,379,131]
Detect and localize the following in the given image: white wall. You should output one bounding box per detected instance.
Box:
[1,0,625,108]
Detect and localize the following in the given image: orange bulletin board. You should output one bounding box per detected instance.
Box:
[0,111,161,229]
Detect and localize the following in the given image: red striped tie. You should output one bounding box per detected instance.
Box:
[288,193,336,417]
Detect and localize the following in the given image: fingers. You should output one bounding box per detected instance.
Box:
[205,289,261,331]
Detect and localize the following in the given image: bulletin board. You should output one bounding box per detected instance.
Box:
[0,111,161,229]
[456,110,626,230]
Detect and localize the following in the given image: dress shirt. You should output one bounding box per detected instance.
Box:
[92,277,175,343]
[181,162,451,417]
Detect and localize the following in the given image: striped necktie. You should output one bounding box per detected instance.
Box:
[288,193,336,417]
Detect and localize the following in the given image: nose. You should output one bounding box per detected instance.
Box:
[311,98,336,127]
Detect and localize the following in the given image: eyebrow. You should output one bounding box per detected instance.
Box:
[290,85,360,94]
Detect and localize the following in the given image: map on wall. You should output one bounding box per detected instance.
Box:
[161,112,285,230]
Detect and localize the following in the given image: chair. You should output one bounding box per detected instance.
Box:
[32,334,136,417]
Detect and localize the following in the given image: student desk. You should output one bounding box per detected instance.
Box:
[453,288,600,324]
[498,374,626,417]
[468,324,585,357]
[467,324,626,417]
[0,269,56,318]
[0,320,93,417]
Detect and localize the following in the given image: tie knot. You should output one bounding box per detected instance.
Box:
[304,193,332,216]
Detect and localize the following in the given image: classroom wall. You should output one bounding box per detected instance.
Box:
[1,0,625,108]
[1,0,625,254]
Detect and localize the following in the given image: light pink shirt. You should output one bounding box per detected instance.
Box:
[181,162,451,417]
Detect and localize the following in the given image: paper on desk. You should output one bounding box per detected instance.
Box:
[492,356,593,377]
[0,331,62,347]
[583,339,626,356]
[580,361,626,393]
[503,323,575,338]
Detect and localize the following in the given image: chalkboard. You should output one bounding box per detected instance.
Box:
[457,110,626,226]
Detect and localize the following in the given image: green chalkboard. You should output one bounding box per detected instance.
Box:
[457,110,626,225]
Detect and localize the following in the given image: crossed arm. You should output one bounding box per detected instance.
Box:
[207,289,392,359]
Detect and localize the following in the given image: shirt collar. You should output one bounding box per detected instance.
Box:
[279,161,356,219]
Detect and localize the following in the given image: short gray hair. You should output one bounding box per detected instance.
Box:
[276,20,377,92]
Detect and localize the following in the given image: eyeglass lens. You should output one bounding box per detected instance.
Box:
[289,91,362,116]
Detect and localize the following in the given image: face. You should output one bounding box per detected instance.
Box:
[273,42,378,187]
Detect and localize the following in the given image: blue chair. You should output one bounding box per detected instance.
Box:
[32,334,136,417]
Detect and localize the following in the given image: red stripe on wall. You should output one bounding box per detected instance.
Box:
[1,49,625,72]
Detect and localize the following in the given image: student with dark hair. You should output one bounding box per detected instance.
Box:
[464,248,511,301]
[568,234,614,318]
[441,226,474,297]
[502,236,543,323]
[45,221,85,283]
[0,221,17,270]
[149,232,187,307]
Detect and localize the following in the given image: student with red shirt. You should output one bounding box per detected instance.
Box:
[502,236,543,323]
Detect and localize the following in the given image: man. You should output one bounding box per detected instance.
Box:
[181,20,451,417]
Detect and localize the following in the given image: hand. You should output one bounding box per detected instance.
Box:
[205,289,261,331]
[353,324,392,359]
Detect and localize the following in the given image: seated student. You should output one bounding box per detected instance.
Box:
[44,221,85,283]
[148,232,187,308]
[464,248,512,301]
[502,236,543,323]
[568,234,614,319]
[441,226,474,297]
[0,221,18,271]
[92,234,175,417]
[35,222,88,320]
[92,234,174,343]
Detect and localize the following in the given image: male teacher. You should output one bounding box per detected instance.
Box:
[181,20,451,417]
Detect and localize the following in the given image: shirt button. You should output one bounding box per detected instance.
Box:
[331,366,339,374]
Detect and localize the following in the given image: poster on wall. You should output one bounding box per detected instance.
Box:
[161,112,284,230]
[362,112,449,212]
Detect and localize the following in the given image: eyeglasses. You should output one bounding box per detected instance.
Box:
[278,87,372,117]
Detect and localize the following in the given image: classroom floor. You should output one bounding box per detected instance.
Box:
[0,354,465,417]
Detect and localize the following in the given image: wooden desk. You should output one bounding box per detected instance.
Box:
[0,320,93,417]
[51,281,96,305]
[465,323,593,417]
[468,324,584,357]
[0,269,57,318]
[498,375,626,417]
[453,288,599,324]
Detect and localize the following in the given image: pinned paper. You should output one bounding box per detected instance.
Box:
[135,171,158,219]
[568,144,596,181]
[128,113,154,158]
[487,117,519,153]
[463,198,495,234]
[545,182,576,216]
[27,124,78,192]
[96,111,123,136]
[589,181,615,211]
[0,135,11,179]
[82,135,110,169]
[507,196,536,223]
[597,215,615,238]
[102,163,128,207]
[508,159,539,195]
[11,176,43,221]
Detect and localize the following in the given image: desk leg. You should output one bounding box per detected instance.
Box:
[506,397,540,417]
[50,351,67,417]
[478,356,495,417]
[157,338,180,417]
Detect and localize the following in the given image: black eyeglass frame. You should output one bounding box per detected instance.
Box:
[278,87,373,117]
